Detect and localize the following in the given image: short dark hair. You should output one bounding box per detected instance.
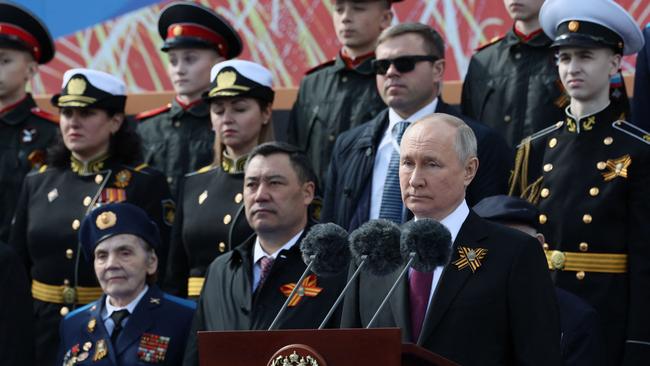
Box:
[377,22,445,59]
[247,142,318,188]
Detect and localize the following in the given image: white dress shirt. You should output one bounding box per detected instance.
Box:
[412,199,469,312]
[370,98,439,219]
[252,230,303,291]
[102,284,149,335]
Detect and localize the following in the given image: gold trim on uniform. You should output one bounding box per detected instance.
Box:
[66,77,87,95]
[221,152,249,174]
[544,249,627,273]
[188,277,205,297]
[71,154,109,175]
[32,280,103,304]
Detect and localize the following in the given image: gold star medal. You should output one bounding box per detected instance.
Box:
[452,246,488,273]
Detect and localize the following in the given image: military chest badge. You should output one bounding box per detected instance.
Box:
[198,190,208,205]
[114,169,132,188]
[27,149,45,169]
[452,246,488,273]
[280,274,323,307]
[99,188,127,204]
[162,199,175,226]
[47,188,59,202]
[602,154,631,181]
[93,339,108,361]
[137,333,170,363]
[96,211,117,230]
[21,128,37,143]
[87,318,96,332]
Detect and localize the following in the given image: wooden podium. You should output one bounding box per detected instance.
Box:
[198,328,458,366]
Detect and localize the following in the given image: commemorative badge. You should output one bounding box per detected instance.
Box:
[137,333,170,363]
[280,274,322,307]
[87,318,96,332]
[452,246,488,273]
[93,339,108,361]
[114,169,132,188]
[162,199,175,226]
[602,154,631,181]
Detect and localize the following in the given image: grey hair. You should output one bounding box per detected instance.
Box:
[408,113,477,163]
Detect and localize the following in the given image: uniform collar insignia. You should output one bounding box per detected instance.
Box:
[565,104,615,134]
[70,153,109,175]
[221,151,248,174]
[603,154,631,181]
[149,297,161,305]
[452,246,488,273]
[280,274,322,307]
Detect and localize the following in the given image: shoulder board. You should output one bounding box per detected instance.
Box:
[516,121,564,149]
[30,107,59,124]
[185,164,216,177]
[64,301,96,320]
[305,59,336,75]
[38,164,48,173]
[134,163,149,172]
[135,104,172,120]
[612,120,650,144]
[475,35,505,51]
[163,293,197,310]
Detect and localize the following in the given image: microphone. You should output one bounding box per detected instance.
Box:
[367,219,452,328]
[318,219,403,329]
[268,223,350,330]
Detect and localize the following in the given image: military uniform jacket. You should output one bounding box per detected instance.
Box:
[165,164,253,297]
[461,29,566,147]
[340,212,563,366]
[183,224,346,366]
[0,94,58,242]
[10,157,174,289]
[509,104,650,365]
[58,286,196,366]
[136,99,214,198]
[632,25,650,129]
[287,53,386,182]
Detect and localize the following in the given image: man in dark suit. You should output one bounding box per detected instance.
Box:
[183,142,345,366]
[632,24,650,129]
[57,203,196,366]
[321,22,511,232]
[340,114,562,365]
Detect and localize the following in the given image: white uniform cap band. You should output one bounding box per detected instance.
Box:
[210,59,273,87]
[61,68,126,96]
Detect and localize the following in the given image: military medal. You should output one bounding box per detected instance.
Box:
[198,190,208,205]
[93,339,108,361]
[452,246,488,273]
[99,188,127,203]
[83,341,92,351]
[602,154,631,181]
[21,128,37,143]
[114,169,132,188]
[137,333,170,363]
[77,351,89,362]
[87,318,96,333]
[47,188,58,202]
[280,274,323,307]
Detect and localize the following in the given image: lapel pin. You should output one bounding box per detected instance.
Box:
[452,246,488,273]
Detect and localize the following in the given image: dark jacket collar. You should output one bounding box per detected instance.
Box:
[564,102,618,134]
[328,52,376,76]
[0,94,37,126]
[503,27,553,48]
[170,97,209,119]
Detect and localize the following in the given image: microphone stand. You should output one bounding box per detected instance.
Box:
[267,255,315,330]
[318,255,368,329]
[367,252,415,328]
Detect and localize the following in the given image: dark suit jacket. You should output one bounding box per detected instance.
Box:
[322,100,512,231]
[340,211,563,365]
[57,286,196,365]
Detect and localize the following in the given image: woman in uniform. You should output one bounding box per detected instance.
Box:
[165,59,275,298]
[9,68,173,366]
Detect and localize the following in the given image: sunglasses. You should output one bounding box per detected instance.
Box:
[372,55,439,75]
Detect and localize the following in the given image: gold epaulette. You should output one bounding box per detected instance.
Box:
[509,121,564,203]
[475,35,504,51]
[134,163,148,172]
[612,120,650,144]
[186,164,215,177]
[38,164,48,173]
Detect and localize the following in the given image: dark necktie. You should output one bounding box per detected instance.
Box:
[379,121,410,223]
[409,270,433,342]
[110,309,130,345]
[257,256,275,291]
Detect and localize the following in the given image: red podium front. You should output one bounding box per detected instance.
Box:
[198,328,458,366]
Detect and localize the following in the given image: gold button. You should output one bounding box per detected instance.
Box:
[597,161,606,170]
[60,306,70,317]
[71,219,80,230]
[579,242,588,252]
[218,242,226,252]
[603,136,613,145]
[550,250,565,269]
[582,214,592,224]
[94,174,103,184]
[539,214,547,224]
[65,249,74,259]
[223,214,232,225]
[234,193,243,204]
[548,138,557,148]
[576,271,586,280]
[540,188,550,198]
[174,121,181,128]
[589,187,599,196]
[543,243,549,250]
[83,196,92,206]
[504,115,512,122]
[63,279,70,286]
[543,163,553,172]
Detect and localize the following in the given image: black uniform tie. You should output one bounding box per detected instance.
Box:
[110,309,130,345]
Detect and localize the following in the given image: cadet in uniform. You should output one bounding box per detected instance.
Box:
[165,60,274,298]
[461,0,567,147]
[9,69,174,366]
[287,0,400,183]
[0,2,58,242]
[509,1,649,364]
[136,1,242,198]
[59,203,195,366]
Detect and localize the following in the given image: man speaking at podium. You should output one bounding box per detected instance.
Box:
[340,114,562,365]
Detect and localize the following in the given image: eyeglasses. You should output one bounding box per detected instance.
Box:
[371,55,439,75]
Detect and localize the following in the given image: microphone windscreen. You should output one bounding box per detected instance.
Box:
[300,223,351,277]
[400,218,452,272]
[349,219,403,276]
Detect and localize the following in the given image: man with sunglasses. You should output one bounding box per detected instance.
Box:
[321,22,511,231]
[287,0,400,185]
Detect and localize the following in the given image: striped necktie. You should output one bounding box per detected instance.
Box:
[379,121,410,223]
